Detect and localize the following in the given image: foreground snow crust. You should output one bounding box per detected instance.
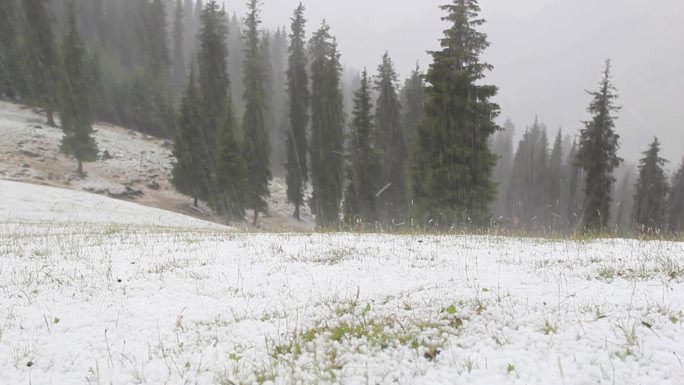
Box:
[1,182,683,385]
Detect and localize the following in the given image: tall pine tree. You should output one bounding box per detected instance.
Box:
[344,69,381,226]
[22,0,61,126]
[633,138,668,234]
[411,0,500,228]
[172,0,186,95]
[285,3,310,220]
[241,0,271,226]
[375,52,407,225]
[399,64,425,148]
[576,60,623,232]
[0,0,26,100]
[58,2,98,177]
[668,159,684,233]
[309,22,345,228]
[172,67,209,207]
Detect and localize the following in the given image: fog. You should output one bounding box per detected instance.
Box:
[230,0,684,167]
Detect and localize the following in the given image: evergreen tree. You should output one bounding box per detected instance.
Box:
[506,120,548,231]
[241,0,271,226]
[399,64,425,147]
[58,2,98,177]
[197,1,229,154]
[0,0,26,100]
[565,139,584,231]
[411,0,500,228]
[172,0,186,94]
[375,52,407,225]
[147,0,171,77]
[612,163,637,233]
[668,159,684,233]
[344,69,381,225]
[172,68,209,207]
[22,0,61,126]
[633,138,668,234]
[213,98,247,219]
[490,118,515,219]
[309,22,345,228]
[285,3,310,220]
[576,60,623,232]
[269,27,289,176]
[196,0,244,218]
[548,129,564,230]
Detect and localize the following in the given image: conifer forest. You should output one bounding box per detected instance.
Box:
[1,0,683,236]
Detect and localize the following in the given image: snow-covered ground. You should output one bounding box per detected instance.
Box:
[0,101,315,231]
[1,181,683,385]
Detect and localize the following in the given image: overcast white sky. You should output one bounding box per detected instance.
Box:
[228,0,684,167]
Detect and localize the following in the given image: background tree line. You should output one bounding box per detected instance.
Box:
[1,0,682,235]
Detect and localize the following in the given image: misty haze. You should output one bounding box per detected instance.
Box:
[1,0,683,384]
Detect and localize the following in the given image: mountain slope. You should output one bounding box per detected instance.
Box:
[0,101,314,230]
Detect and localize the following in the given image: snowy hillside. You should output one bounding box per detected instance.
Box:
[1,181,683,384]
[0,179,223,229]
[0,101,315,231]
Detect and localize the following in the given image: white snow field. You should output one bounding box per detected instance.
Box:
[1,181,684,385]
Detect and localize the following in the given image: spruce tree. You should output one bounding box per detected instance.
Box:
[576,60,623,232]
[22,0,61,126]
[548,129,564,230]
[375,52,407,225]
[172,0,186,94]
[490,118,515,220]
[241,0,271,226]
[197,0,244,218]
[411,0,500,228]
[285,3,310,220]
[172,68,209,207]
[58,2,98,177]
[344,69,381,226]
[0,0,26,100]
[399,64,425,147]
[633,138,668,234]
[668,159,684,233]
[309,22,345,228]
[612,164,637,233]
[565,140,584,231]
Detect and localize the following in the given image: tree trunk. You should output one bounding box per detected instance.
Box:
[294,204,300,220]
[46,110,56,127]
[252,209,259,227]
[193,196,198,208]
[77,160,83,178]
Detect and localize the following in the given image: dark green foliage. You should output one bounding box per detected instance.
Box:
[309,22,345,228]
[172,69,210,205]
[0,0,27,100]
[285,3,310,220]
[547,129,565,230]
[576,60,623,232]
[668,159,684,233]
[344,69,381,225]
[213,100,246,219]
[490,118,515,219]
[506,119,549,231]
[172,0,186,94]
[612,164,637,233]
[399,64,425,148]
[58,2,98,177]
[633,138,668,233]
[375,52,407,225]
[172,1,244,219]
[241,0,271,225]
[565,140,584,230]
[411,0,500,228]
[197,1,229,155]
[22,0,61,126]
